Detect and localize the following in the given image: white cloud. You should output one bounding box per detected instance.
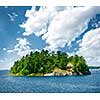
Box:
[3,48,7,51]
[8,12,18,21]
[76,39,82,44]
[77,28,100,66]
[7,38,33,57]
[0,58,15,70]
[1,38,41,70]
[0,59,4,63]
[20,6,100,51]
[20,6,57,36]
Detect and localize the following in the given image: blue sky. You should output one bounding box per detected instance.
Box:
[0,6,100,70]
[0,6,45,50]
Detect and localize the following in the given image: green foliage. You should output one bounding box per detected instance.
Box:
[69,55,89,74]
[10,49,90,76]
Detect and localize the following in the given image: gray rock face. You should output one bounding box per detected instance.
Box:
[53,72,66,76]
[44,70,91,76]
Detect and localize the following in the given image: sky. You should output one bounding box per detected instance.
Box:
[0,6,100,70]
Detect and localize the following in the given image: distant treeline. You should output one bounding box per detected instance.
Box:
[89,66,100,69]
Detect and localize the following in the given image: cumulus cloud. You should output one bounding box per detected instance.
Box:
[20,6,100,51]
[2,38,42,69]
[3,48,7,51]
[1,38,41,70]
[20,6,59,36]
[77,28,100,66]
[0,59,4,63]
[8,12,18,21]
[0,58,18,70]
[7,38,33,57]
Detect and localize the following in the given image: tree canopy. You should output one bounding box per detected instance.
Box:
[10,50,90,76]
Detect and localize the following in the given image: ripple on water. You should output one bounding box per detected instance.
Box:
[0,70,100,93]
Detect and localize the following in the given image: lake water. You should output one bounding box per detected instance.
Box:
[0,70,100,93]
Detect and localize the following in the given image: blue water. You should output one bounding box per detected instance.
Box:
[0,70,100,93]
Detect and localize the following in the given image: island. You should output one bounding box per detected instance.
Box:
[10,50,91,76]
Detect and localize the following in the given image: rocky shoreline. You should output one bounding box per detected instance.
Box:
[44,69,91,76]
[10,67,91,76]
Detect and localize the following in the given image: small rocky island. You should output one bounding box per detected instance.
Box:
[10,50,91,76]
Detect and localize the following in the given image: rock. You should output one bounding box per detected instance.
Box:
[44,68,91,76]
[83,70,91,75]
[44,71,66,76]
[53,72,66,76]
[66,71,73,76]
[44,73,54,76]
[78,72,83,76]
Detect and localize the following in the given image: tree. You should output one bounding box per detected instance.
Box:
[10,49,90,76]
